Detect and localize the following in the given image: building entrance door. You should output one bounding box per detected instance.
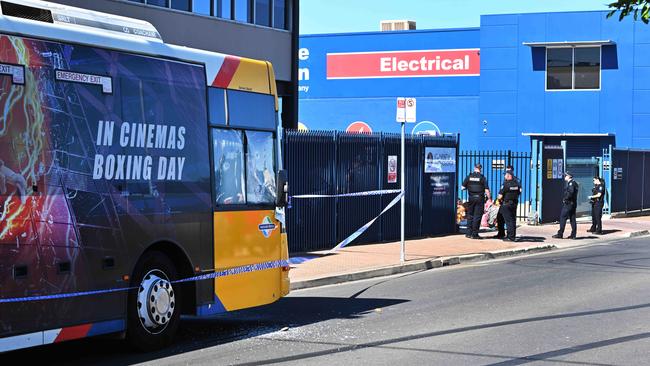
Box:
[566,158,600,218]
[541,143,566,223]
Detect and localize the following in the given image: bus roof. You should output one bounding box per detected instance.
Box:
[0,0,275,95]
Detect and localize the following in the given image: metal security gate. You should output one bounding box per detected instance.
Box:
[458,150,531,220]
[285,131,459,253]
[611,149,650,214]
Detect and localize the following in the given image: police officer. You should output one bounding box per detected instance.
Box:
[588,176,605,235]
[495,165,521,239]
[552,171,579,240]
[497,170,522,242]
[462,163,490,239]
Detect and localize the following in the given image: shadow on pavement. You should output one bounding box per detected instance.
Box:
[515,236,546,243]
[0,296,409,366]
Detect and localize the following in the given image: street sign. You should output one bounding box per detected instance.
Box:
[388,155,397,183]
[396,97,406,122]
[405,98,416,123]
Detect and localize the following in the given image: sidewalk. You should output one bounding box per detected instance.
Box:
[289,216,650,290]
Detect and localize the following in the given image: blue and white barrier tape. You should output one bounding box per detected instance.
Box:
[291,189,402,199]
[1,190,405,304]
[328,191,404,253]
[0,260,289,304]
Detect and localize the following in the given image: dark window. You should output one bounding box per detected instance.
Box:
[546,48,573,90]
[574,47,600,89]
[213,129,246,205]
[208,87,226,125]
[245,131,276,204]
[547,46,601,91]
[215,0,232,19]
[228,90,275,130]
[192,0,212,14]
[146,0,168,7]
[234,0,250,22]
[170,0,190,11]
[254,0,271,26]
[128,0,145,3]
[273,0,286,29]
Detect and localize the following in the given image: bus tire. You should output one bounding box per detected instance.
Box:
[127,251,181,351]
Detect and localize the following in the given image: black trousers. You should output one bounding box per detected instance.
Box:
[496,211,505,236]
[558,202,577,238]
[499,202,517,239]
[590,200,604,233]
[466,197,484,236]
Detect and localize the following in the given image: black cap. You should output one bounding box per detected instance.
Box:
[564,171,573,177]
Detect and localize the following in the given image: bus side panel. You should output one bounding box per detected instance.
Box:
[0,34,213,338]
[213,210,282,311]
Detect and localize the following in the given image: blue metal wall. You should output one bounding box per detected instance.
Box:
[299,11,650,152]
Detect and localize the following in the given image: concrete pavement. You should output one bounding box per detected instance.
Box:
[290,216,650,289]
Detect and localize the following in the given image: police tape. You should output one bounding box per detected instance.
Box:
[291,189,402,199]
[0,190,405,304]
[328,191,404,253]
[0,260,289,304]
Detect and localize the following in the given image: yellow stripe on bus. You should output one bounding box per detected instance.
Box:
[228,58,272,94]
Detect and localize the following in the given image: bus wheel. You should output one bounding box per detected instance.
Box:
[127,251,181,351]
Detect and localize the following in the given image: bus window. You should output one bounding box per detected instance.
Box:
[227,90,275,130]
[245,131,276,204]
[208,87,226,126]
[213,129,245,205]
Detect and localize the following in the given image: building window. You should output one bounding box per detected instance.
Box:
[273,0,286,29]
[547,47,601,91]
[574,47,601,90]
[234,0,250,22]
[215,0,232,19]
[146,0,168,7]
[192,0,212,15]
[170,0,190,11]
[255,0,271,27]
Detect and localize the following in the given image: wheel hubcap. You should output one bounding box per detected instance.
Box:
[137,270,175,334]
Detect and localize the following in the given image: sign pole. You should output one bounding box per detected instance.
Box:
[400,120,405,263]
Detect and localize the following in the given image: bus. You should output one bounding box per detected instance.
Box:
[0,0,289,352]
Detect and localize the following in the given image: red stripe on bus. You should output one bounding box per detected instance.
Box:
[212,56,241,88]
[54,324,92,343]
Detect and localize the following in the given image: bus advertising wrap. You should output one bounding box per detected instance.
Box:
[0,34,211,336]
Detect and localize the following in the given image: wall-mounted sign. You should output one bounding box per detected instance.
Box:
[387,155,397,183]
[613,167,623,180]
[327,49,480,79]
[424,147,456,173]
[547,159,564,179]
[55,70,113,94]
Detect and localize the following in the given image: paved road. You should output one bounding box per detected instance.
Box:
[4,236,650,365]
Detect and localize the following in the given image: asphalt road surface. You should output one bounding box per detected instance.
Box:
[4,236,650,365]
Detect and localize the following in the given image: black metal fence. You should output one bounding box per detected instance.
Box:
[458,150,531,220]
[611,149,650,213]
[285,130,459,253]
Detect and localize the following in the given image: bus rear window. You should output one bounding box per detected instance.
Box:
[213,129,246,205]
[227,90,275,130]
[245,131,276,204]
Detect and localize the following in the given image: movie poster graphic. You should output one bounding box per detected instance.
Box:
[0,33,210,328]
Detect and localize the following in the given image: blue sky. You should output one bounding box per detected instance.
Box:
[300,0,613,34]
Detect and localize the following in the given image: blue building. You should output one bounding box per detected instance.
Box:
[299,10,650,153]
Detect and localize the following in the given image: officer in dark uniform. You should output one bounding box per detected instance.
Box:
[552,171,579,239]
[462,163,490,239]
[588,176,605,235]
[497,170,522,242]
[495,165,521,239]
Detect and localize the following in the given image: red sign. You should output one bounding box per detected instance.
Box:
[346,121,372,134]
[327,49,480,79]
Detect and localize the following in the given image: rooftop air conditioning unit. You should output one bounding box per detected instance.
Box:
[380,20,416,32]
